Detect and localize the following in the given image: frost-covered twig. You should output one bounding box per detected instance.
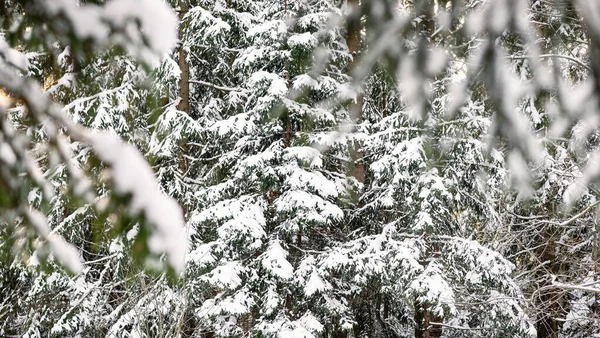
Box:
[189,79,241,92]
[429,322,486,331]
[505,54,591,71]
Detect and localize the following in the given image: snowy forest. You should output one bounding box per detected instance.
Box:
[3,0,600,337]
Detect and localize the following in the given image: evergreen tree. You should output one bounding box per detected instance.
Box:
[4,1,600,337]
[0,1,186,336]
[180,0,355,336]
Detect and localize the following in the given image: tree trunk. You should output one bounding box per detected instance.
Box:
[413,3,442,337]
[176,2,190,174]
[594,207,599,315]
[414,302,443,338]
[175,3,196,338]
[535,228,560,338]
[346,0,364,184]
[178,4,190,114]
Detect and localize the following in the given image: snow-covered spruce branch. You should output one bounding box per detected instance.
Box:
[0,67,186,273]
[548,283,600,294]
[189,80,240,92]
[429,322,486,331]
[505,54,591,71]
[61,83,130,112]
[510,200,600,228]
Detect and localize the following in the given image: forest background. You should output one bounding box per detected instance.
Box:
[2,0,600,337]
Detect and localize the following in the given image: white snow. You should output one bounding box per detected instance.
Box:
[297,12,330,30]
[564,149,600,205]
[0,36,29,71]
[409,262,457,317]
[248,20,287,42]
[91,132,186,272]
[490,148,504,163]
[284,146,323,168]
[261,240,294,280]
[185,6,231,39]
[427,47,447,75]
[104,0,177,60]
[210,113,257,137]
[0,142,16,165]
[249,71,288,97]
[199,290,253,316]
[48,0,107,41]
[293,74,320,90]
[414,211,434,231]
[188,243,216,266]
[298,312,325,333]
[507,151,533,199]
[337,82,359,102]
[283,168,339,199]
[108,238,123,254]
[191,198,267,248]
[320,249,352,270]
[41,0,177,65]
[202,261,244,289]
[397,56,431,120]
[258,314,323,338]
[47,233,84,274]
[27,208,83,273]
[274,190,344,224]
[304,270,327,296]
[489,0,511,34]
[288,32,318,49]
[264,285,281,315]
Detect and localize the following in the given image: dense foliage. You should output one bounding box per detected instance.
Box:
[2,0,600,337]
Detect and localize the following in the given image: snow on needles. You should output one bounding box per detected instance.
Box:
[28,208,84,273]
[91,132,186,273]
[42,0,177,65]
[0,36,29,71]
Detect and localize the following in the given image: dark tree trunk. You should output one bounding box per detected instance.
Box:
[175,3,196,338]
[176,2,190,175]
[535,229,559,338]
[177,4,190,115]
[414,303,443,338]
[346,0,364,184]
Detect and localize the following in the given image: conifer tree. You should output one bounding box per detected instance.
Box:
[180,0,355,336]
[5,1,600,337]
[0,1,186,335]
